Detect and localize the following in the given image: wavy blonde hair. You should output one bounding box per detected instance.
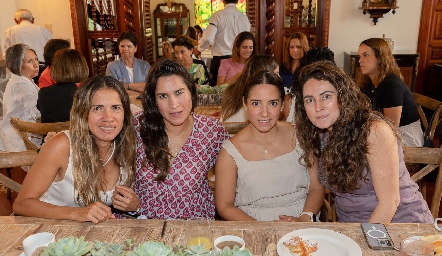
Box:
[70,76,136,206]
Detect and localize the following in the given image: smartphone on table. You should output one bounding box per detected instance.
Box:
[361,223,395,250]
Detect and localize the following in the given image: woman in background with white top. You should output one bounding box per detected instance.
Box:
[13,76,140,224]
[0,43,40,152]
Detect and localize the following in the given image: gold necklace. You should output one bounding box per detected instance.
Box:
[168,139,180,158]
[250,125,279,154]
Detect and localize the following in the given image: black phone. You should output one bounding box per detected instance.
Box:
[361,223,395,250]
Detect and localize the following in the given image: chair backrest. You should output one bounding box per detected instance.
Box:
[0,150,38,192]
[222,121,248,136]
[412,92,442,141]
[404,146,442,218]
[10,117,70,151]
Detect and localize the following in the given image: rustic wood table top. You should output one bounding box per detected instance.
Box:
[0,216,439,255]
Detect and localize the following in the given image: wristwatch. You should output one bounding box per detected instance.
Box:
[299,212,316,222]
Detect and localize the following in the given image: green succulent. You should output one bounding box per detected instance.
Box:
[127,241,174,256]
[184,244,212,255]
[87,239,133,256]
[41,236,93,256]
[173,245,187,256]
[216,246,252,256]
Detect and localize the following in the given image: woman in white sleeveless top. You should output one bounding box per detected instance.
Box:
[215,70,324,221]
[13,76,139,223]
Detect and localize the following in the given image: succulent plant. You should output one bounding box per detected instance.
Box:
[215,246,253,256]
[87,239,133,256]
[127,241,174,256]
[184,244,212,255]
[40,236,93,256]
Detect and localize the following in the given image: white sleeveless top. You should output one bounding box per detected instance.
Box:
[222,139,310,221]
[40,131,127,207]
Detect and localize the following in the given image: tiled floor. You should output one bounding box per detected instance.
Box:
[1,167,442,218]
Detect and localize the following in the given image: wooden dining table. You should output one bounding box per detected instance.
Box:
[0,216,440,255]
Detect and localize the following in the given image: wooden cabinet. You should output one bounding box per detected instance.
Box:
[344,52,420,91]
[153,3,189,59]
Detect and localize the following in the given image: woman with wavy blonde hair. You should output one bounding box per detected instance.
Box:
[357,38,423,147]
[293,61,432,223]
[14,76,139,224]
[280,32,309,90]
[220,54,279,122]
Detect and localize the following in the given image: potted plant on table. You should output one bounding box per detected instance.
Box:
[38,236,253,256]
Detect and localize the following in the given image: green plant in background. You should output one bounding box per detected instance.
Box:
[127,241,174,256]
[197,84,227,94]
[41,236,93,256]
[194,0,247,29]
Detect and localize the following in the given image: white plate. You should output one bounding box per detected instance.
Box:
[277,228,362,256]
[19,253,24,256]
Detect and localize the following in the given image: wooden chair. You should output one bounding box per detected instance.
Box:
[404,146,442,218]
[10,117,70,151]
[412,92,442,143]
[222,121,248,136]
[0,150,38,197]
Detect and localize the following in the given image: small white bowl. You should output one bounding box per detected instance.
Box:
[213,235,245,252]
[23,232,55,256]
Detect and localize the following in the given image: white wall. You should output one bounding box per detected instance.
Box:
[328,0,423,67]
[0,0,74,53]
[15,0,74,44]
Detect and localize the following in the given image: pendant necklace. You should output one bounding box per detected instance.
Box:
[100,141,116,167]
[250,125,279,154]
[168,139,180,158]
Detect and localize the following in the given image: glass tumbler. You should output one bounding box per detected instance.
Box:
[185,217,212,250]
[399,237,434,256]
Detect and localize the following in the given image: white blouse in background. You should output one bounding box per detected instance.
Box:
[0,74,40,151]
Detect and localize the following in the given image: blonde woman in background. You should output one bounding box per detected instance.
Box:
[357,38,423,147]
[279,32,309,91]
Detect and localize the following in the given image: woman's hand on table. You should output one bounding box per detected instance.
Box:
[278,215,302,222]
[112,185,140,212]
[72,202,114,224]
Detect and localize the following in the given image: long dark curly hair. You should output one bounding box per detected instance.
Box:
[140,58,197,182]
[293,61,399,193]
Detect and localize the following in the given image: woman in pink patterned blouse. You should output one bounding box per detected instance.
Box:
[134,58,229,219]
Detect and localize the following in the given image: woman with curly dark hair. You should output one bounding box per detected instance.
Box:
[135,58,229,219]
[293,61,432,223]
[357,38,423,147]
